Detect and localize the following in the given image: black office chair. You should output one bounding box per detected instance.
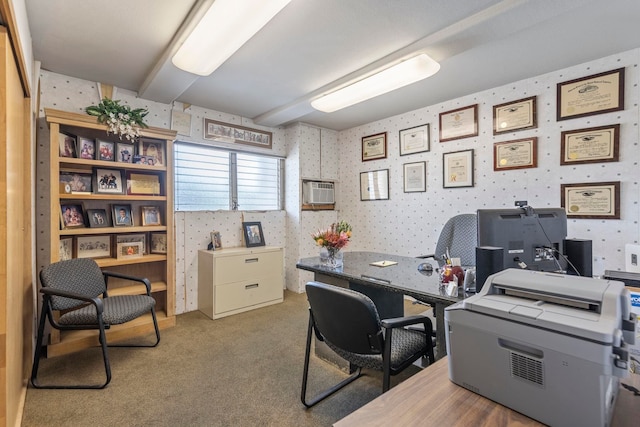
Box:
[30,258,161,389]
[301,281,434,408]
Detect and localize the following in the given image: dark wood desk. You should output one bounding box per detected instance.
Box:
[296,251,469,359]
[334,357,640,427]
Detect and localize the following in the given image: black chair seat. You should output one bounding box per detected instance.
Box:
[59,295,156,326]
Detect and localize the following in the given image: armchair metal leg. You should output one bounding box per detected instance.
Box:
[108,306,161,348]
[301,315,363,408]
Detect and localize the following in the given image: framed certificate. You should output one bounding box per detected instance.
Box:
[126,172,162,195]
[403,161,426,193]
[557,68,625,121]
[360,169,389,201]
[493,96,537,134]
[439,105,478,142]
[493,137,537,171]
[443,149,474,188]
[561,181,620,219]
[399,124,429,155]
[362,132,387,161]
[560,124,619,165]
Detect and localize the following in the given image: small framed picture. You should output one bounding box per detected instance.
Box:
[493,138,538,171]
[560,124,619,166]
[399,124,430,156]
[360,169,390,201]
[86,208,109,228]
[77,136,96,160]
[557,68,625,121]
[126,171,161,195]
[150,232,168,254]
[439,104,478,142]
[141,206,162,226]
[94,168,124,194]
[138,138,165,166]
[97,139,115,161]
[561,181,620,219]
[242,222,265,248]
[59,132,77,158]
[211,231,223,250]
[362,132,387,162]
[403,161,426,193]
[59,237,73,261]
[116,142,135,163]
[493,96,537,134]
[76,235,111,259]
[112,204,134,227]
[59,171,92,194]
[60,203,85,229]
[116,233,147,254]
[443,149,474,188]
[116,242,144,260]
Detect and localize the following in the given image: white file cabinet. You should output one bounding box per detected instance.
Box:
[198,246,284,319]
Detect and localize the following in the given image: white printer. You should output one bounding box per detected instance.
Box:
[445,269,636,427]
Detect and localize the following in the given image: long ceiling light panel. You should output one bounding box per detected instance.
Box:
[172,0,292,76]
[311,53,440,113]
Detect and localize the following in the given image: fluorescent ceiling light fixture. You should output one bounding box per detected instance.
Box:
[311,54,440,113]
[172,0,292,76]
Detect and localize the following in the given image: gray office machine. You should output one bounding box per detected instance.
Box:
[445,269,636,427]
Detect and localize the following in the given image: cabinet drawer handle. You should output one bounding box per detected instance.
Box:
[245,283,259,290]
[245,258,259,263]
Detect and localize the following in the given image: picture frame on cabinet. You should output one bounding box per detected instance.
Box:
[76,235,111,259]
[59,132,77,158]
[97,139,116,161]
[150,232,168,254]
[60,203,86,229]
[138,138,165,166]
[116,142,135,163]
[94,168,125,194]
[362,132,387,161]
[59,171,92,194]
[399,124,430,156]
[116,241,144,260]
[77,136,96,160]
[242,221,265,248]
[443,149,474,188]
[211,231,222,250]
[126,171,161,195]
[86,208,110,228]
[59,237,73,261]
[141,206,162,226]
[112,203,134,227]
[116,233,147,255]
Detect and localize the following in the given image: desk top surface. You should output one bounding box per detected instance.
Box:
[297,251,468,305]
[334,357,640,427]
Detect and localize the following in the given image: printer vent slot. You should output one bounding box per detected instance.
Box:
[510,352,544,387]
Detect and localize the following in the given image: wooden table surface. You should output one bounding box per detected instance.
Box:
[334,357,640,427]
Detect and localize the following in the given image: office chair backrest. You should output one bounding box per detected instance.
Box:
[40,258,107,310]
[435,213,477,267]
[305,282,384,355]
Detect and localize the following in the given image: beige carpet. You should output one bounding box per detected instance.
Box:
[22,291,428,427]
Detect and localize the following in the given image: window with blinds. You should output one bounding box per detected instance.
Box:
[175,142,282,211]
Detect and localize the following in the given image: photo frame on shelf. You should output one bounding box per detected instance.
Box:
[360,169,389,201]
[150,232,168,254]
[86,208,110,228]
[493,137,538,171]
[362,132,387,161]
[141,206,162,226]
[59,171,92,194]
[97,139,116,161]
[443,149,474,188]
[59,237,73,261]
[76,235,111,259]
[242,221,265,248]
[439,104,478,142]
[493,96,537,134]
[116,233,147,255]
[211,231,223,250]
[560,124,619,165]
[116,241,144,260]
[116,142,135,163]
[59,132,77,158]
[112,203,134,227]
[204,118,273,149]
[557,67,625,121]
[94,168,125,194]
[126,171,162,195]
[138,138,165,166]
[60,203,85,229]
[560,181,620,219]
[399,124,430,156]
[403,161,426,193]
[77,136,96,160]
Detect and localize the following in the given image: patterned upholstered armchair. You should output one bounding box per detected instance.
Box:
[301,281,434,408]
[30,258,160,389]
[418,213,478,267]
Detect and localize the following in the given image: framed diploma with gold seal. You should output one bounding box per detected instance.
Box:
[561,181,620,219]
[439,104,478,142]
[493,137,537,171]
[560,124,619,165]
[443,149,474,188]
[557,68,624,121]
[493,96,536,134]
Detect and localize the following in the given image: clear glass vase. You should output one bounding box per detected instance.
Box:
[320,247,343,268]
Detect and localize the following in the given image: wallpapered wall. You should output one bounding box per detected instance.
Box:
[336,49,640,276]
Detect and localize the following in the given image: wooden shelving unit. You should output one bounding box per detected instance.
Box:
[44,108,177,357]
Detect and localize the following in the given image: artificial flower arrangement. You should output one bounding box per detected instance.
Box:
[312,220,352,253]
[85,98,149,141]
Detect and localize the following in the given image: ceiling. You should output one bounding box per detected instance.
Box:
[25,0,640,131]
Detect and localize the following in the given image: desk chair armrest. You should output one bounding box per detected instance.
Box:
[103,271,152,295]
[416,253,435,259]
[40,287,104,313]
[381,314,433,331]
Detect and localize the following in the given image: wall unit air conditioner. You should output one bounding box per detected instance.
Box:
[303,181,335,204]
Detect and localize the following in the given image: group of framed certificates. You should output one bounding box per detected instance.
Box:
[358,67,625,219]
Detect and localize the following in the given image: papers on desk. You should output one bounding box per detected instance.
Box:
[369,260,398,267]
